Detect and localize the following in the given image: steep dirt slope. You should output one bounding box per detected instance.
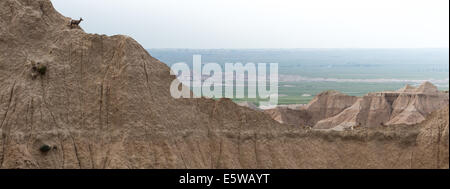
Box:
[387,83,448,125]
[264,91,357,127]
[0,0,447,169]
[304,90,359,124]
[263,108,311,127]
[0,0,287,169]
[414,106,449,169]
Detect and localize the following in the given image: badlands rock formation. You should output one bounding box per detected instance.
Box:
[0,0,448,169]
[264,90,358,127]
[304,90,359,125]
[264,83,448,131]
[0,0,282,168]
[315,82,449,130]
[264,108,310,127]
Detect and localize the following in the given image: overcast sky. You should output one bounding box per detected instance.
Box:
[52,0,449,49]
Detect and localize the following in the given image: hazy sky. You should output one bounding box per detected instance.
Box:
[52,0,449,49]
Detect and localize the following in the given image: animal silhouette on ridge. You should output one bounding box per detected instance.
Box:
[70,18,83,29]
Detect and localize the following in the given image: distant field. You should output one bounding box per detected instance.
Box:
[231,81,449,105]
[150,49,449,105]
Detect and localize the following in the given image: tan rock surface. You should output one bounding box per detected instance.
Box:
[315,99,363,130]
[304,90,359,124]
[0,0,447,169]
[415,106,449,169]
[263,108,311,127]
[313,83,448,129]
[265,91,359,128]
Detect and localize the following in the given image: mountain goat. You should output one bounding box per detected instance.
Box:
[70,18,83,28]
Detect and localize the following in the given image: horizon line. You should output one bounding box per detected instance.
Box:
[146,47,450,50]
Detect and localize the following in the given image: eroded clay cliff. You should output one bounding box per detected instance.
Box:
[263,91,358,127]
[0,0,448,169]
[304,90,359,124]
[315,82,449,129]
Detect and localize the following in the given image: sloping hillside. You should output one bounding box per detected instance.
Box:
[0,0,447,169]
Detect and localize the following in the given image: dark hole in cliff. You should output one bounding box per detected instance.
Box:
[37,65,47,75]
[384,93,399,106]
[39,2,46,15]
[39,145,52,153]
